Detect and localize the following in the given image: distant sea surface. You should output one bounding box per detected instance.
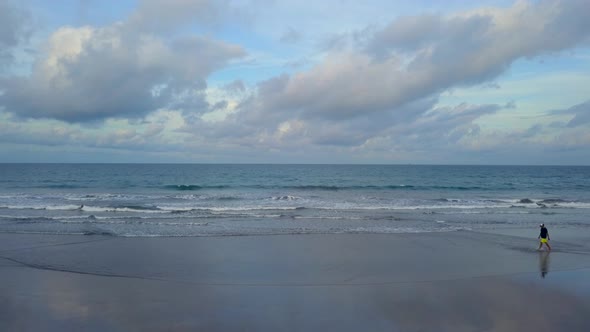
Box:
[0,164,588,237]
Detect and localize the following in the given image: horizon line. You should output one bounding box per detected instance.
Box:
[0,162,588,167]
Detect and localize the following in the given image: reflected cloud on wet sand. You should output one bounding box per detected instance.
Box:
[1,267,590,332]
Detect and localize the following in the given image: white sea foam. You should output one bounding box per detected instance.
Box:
[552,202,590,209]
[272,195,301,201]
[172,206,302,212]
[291,216,366,220]
[0,204,83,211]
[340,226,465,234]
[81,206,168,213]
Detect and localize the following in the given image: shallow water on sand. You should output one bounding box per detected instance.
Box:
[1,232,590,331]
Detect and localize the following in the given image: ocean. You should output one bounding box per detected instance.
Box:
[0,164,588,237]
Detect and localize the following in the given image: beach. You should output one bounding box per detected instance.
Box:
[1,164,590,331]
[2,230,590,331]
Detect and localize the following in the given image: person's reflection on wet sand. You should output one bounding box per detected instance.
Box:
[539,251,550,278]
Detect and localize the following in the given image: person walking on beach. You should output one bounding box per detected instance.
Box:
[538,223,551,251]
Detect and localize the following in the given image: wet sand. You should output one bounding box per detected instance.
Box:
[1,230,590,331]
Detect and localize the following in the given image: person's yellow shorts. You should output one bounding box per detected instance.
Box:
[540,238,548,243]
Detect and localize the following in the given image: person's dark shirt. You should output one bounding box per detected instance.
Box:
[539,227,548,239]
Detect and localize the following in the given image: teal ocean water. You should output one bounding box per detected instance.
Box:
[0,164,588,236]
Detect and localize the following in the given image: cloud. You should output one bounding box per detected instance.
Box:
[357,102,505,159]
[222,80,246,94]
[362,0,590,96]
[0,114,187,153]
[551,100,590,127]
[0,0,32,67]
[186,0,590,153]
[186,98,504,155]
[1,0,589,163]
[368,1,590,57]
[226,53,451,135]
[0,0,245,122]
[229,1,589,127]
[445,98,590,161]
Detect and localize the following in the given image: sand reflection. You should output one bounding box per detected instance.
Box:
[539,251,550,278]
[2,269,590,332]
[374,277,590,332]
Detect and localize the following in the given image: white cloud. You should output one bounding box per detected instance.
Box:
[187,1,589,151]
[0,0,245,122]
[1,0,590,163]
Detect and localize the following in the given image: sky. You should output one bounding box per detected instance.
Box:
[0,0,589,164]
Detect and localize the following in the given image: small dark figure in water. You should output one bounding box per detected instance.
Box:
[537,223,551,251]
